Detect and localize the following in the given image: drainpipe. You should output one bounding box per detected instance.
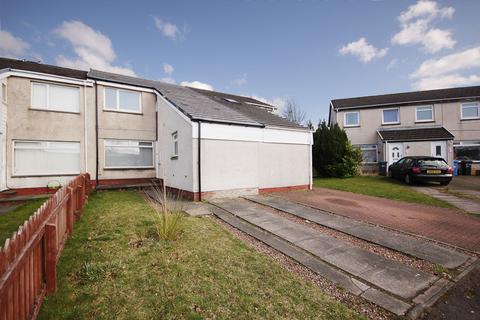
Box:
[197,121,202,201]
[94,80,99,188]
[83,82,88,174]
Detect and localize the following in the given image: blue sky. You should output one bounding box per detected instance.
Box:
[1,0,480,123]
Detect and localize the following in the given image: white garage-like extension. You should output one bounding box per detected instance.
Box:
[90,70,312,200]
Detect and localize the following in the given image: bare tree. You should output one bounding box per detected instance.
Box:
[282,98,306,125]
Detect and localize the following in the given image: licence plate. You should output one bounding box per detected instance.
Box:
[426,170,441,174]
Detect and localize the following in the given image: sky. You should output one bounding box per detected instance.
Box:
[1,0,480,124]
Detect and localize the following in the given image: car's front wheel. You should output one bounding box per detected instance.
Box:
[404,174,414,185]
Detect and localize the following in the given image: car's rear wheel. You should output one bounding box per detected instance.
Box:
[404,174,414,185]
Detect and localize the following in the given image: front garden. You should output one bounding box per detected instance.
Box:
[38,190,362,319]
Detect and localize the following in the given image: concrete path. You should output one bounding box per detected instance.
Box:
[210,198,437,301]
[244,195,469,269]
[279,188,480,253]
[414,187,480,215]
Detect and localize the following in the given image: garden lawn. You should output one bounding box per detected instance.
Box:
[0,198,46,244]
[39,190,363,320]
[314,176,454,209]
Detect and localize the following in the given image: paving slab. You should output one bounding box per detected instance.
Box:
[211,198,437,300]
[362,288,411,316]
[415,187,480,215]
[245,195,469,269]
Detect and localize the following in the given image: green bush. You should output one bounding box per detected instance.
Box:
[313,121,363,177]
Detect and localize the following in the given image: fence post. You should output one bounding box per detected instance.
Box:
[66,187,74,235]
[45,223,58,293]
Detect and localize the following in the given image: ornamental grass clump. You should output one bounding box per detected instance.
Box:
[145,183,185,241]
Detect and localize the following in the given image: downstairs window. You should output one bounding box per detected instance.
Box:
[104,140,154,169]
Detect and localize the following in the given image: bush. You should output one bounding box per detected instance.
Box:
[145,184,185,241]
[313,121,363,178]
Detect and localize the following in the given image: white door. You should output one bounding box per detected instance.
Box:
[431,141,447,160]
[388,143,404,165]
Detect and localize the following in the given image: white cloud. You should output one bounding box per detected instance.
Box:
[232,74,247,86]
[411,47,480,90]
[413,74,480,90]
[411,47,480,78]
[153,17,185,40]
[339,38,388,63]
[163,63,174,75]
[54,20,135,76]
[386,58,399,71]
[160,77,176,84]
[180,80,213,91]
[251,95,288,114]
[392,0,455,53]
[0,30,30,58]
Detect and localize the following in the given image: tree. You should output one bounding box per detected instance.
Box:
[312,121,363,177]
[306,120,315,130]
[282,99,306,125]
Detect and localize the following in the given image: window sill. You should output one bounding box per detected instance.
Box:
[103,109,143,115]
[170,155,178,160]
[344,125,360,128]
[29,107,80,115]
[104,167,155,171]
[12,173,79,178]
[381,122,401,126]
[414,120,434,123]
[460,117,480,121]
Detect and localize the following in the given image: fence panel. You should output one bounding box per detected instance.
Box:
[0,173,91,320]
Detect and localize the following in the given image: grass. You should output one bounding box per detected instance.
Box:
[314,176,454,209]
[39,190,363,320]
[0,198,47,244]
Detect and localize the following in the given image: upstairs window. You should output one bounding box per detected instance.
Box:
[31,82,80,113]
[172,132,178,158]
[104,87,141,113]
[344,111,359,127]
[382,108,399,124]
[416,106,434,122]
[461,102,479,120]
[1,83,6,103]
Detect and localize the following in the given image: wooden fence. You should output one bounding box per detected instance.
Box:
[0,174,91,320]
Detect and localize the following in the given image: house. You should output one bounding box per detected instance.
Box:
[329,86,480,173]
[0,57,312,200]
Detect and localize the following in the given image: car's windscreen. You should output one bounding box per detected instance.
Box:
[417,159,447,167]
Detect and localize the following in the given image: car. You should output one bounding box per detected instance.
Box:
[388,156,453,186]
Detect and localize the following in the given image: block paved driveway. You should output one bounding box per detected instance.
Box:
[278,187,480,253]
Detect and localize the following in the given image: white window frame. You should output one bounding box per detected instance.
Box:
[415,105,434,122]
[344,111,360,127]
[356,144,378,164]
[1,83,6,104]
[382,107,400,125]
[460,102,480,120]
[30,81,80,113]
[104,139,154,169]
[103,87,142,114]
[172,131,178,158]
[12,140,81,176]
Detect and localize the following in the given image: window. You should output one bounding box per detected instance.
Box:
[31,82,80,113]
[104,87,141,113]
[344,112,359,127]
[104,140,153,169]
[382,108,399,124]
[172,132,178,158]
[356,144,377,163]
[461,102,479,120]
[13,141,80,176]
[1,83,6,103]
[416,106,433,122]
[454,142,480,160]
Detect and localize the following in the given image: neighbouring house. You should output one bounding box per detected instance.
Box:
[329,86,480,174]
[0,57,312,200]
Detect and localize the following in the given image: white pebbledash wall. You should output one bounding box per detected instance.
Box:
[157,98,312,199]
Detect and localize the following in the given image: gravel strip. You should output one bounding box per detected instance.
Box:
[211,215,394,320]
[246,200,440,275]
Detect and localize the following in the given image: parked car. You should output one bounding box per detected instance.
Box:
[388,156,453,185]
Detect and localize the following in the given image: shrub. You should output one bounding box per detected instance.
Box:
[312,121,363,177]
[145,184,185,241]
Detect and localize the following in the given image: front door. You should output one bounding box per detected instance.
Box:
[388,143,404,165]
[431,141,447,160]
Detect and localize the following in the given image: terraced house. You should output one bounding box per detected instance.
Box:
[0,57,312,199]
[329,86,480,173]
